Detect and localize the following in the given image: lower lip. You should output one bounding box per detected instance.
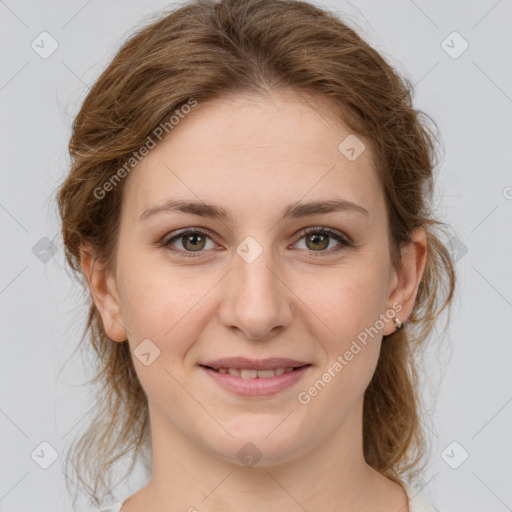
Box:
[200,365,311,397]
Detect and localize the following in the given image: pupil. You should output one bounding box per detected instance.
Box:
[308,233,328,250]
[185,234,204,251]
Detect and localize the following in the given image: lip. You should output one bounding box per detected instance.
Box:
[199,359,312,397]
[200,357,310,371]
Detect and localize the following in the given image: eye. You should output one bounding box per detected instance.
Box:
[293,227,351,256]
[160,228,217,257]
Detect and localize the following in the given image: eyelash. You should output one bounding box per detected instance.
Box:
[159,227,352,259]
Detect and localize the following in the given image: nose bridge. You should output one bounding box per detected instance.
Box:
[219,235,291,339]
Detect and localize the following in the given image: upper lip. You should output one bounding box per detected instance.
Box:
[200,357,311,370]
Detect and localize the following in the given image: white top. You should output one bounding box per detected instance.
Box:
[99,482,439,512]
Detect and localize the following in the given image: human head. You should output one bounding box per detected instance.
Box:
[57,0,455,505]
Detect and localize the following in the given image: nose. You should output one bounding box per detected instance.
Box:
[218,244,293,341]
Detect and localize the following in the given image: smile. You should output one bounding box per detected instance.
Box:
[204,366,298,378]
[199,364,312,397]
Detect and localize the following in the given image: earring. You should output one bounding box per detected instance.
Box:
[393,317,404,330]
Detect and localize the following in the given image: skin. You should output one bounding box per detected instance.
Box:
[82,90,427,512]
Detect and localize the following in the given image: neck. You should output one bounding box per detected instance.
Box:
[123,399,407,512]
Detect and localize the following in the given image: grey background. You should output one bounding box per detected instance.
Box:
[1,1,511,511]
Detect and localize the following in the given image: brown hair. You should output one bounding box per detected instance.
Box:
[56,0,456,506]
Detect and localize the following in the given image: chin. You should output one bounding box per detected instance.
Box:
[205,419,311,468]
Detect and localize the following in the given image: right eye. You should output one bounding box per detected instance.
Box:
[160,228,217,257]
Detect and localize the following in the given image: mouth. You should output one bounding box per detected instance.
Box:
[198,361,312,397]
[200,364,310,379]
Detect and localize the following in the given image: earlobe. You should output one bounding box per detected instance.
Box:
[80,245,128,342]
[382,228,428,336]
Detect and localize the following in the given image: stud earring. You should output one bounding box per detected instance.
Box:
[393,317,404,331]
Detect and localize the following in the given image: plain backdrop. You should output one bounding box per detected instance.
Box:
[1,1,511,511]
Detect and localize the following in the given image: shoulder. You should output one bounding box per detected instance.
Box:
[401,482,441,512]
[98,501,124,512]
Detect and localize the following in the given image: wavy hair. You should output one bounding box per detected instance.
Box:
[56,0,456,507]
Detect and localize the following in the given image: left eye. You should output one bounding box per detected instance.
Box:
[295,228,349,253]
[160,227,350,258]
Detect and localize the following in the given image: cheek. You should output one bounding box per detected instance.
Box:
[300,269,387,409]
[117,260,214,357]
[309,263,389,340]
[117,272,208,401]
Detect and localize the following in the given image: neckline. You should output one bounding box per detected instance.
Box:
[114,481,430,511]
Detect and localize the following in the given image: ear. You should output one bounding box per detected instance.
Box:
[382,227,428,336]
[80,244,127,342]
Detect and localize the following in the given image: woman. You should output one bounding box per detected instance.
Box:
[57,0,456,510]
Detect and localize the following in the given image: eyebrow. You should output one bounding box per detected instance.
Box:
[139,198,369,224]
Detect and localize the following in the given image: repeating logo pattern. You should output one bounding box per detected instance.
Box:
[1,1,511,511]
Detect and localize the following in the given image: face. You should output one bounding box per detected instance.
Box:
[86,91,425,467]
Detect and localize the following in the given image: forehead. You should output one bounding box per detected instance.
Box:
[122,91,383,226]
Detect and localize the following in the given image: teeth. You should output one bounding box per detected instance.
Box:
[218,367,296,378]
[240,369,258,379]
[256,370,275,378]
